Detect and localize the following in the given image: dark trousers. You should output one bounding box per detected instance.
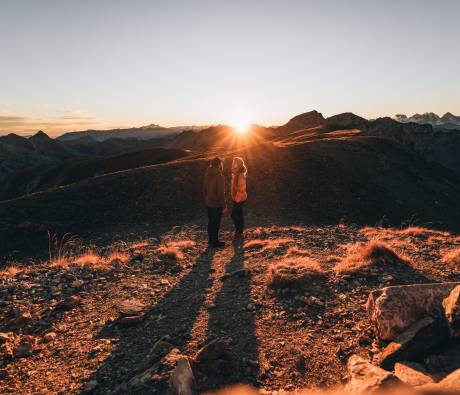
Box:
[207,206,223,244]
[231,200,245,233]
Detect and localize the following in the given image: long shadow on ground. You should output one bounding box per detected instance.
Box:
[84,247,217,394]
[197,239,259,392]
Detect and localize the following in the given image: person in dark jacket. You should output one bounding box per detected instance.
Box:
[203,157,228,247]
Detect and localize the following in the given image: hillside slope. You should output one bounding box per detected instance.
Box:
[1,130,460,256]
[0,147,191,201]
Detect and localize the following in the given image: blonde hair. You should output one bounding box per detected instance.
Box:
[232,157,247,175]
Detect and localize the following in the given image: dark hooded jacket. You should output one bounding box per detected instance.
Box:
[204,166,226,208]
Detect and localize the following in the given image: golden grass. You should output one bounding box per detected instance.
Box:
[168,240,196,249]
[158,246,184,261]
[441,248,460,269]
[244,237,293,253]
[106,251,130,264]
[361,226,450,239]
[51,249,129,269]
[268,257,325,289]
[285,246,310,257]
[334,240,410,274]
[0,265,22,277]
[130,241,149,249]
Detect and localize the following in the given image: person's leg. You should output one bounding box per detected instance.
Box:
[231,201,238,230]
[214,207,223,242]
[208,207,224,246]
[233,202,244,234]
[239,201,245,233]
[207,206,215,244]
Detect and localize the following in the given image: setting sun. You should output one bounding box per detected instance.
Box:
[230,112,251,135]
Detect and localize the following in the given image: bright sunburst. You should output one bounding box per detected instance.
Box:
[230,112,251,135]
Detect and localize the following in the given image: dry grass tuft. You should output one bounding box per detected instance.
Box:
[168,240,196,249]
[441,248,460,269]
[0,265,22,277]
[334,240,410,274]
[74,251,101,266]
[361,226,450,240]
[268,257,325,289]
[285,246,310,257]
[130,241,149,249]
[244,238,293,253]
[158,246,184,261]
[106,251,129,264]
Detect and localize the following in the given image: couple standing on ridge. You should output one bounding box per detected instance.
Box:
[204,156,248,248]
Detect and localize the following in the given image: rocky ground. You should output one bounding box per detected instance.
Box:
[1,224,460,394]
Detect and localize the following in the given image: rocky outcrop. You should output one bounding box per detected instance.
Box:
[377,315,449,370]
[416,368,460,394]
[363,117,460,173]
[394,362,434,387]
[345,355,405,394]
[366,283,460,340]
[443,285,460,337]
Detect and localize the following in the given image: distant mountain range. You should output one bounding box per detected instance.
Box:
[394,112,460,129]
[57,124,207,142]
[1,110,460,201]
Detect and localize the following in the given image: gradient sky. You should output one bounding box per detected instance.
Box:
[1,0,459,135]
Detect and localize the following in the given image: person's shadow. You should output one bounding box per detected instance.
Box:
[83,247,218,394]
[197,238,259,392]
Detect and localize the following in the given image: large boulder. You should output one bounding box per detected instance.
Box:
[345,355,405,394]
[394,362,435,387]
[443,285,460,337]
[416,368,460,394]
[366,282,460,340]
[377,314,450,371]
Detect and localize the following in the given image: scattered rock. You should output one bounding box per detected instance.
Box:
[394,362,434,386]
[117,299,145,316]
[43,332,57,343]
[443,285,460,337]
[14,341,33,358]
[416,368,460,393]
[70,279,84,288]
[55,295,81,311]
[366,282,460,340]
[377,314,449,371]
[345,355,405,394]
[168,357,195,395]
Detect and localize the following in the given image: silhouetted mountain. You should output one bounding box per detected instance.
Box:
[325,112,368,129]
[277,110,325,133]
[0,132,78,178]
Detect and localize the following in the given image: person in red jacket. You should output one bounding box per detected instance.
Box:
[230,156,248,238]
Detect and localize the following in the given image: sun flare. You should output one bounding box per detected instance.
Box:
[230,113,251,135]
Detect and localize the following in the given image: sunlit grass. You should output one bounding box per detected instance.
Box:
[334,240,410,274]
